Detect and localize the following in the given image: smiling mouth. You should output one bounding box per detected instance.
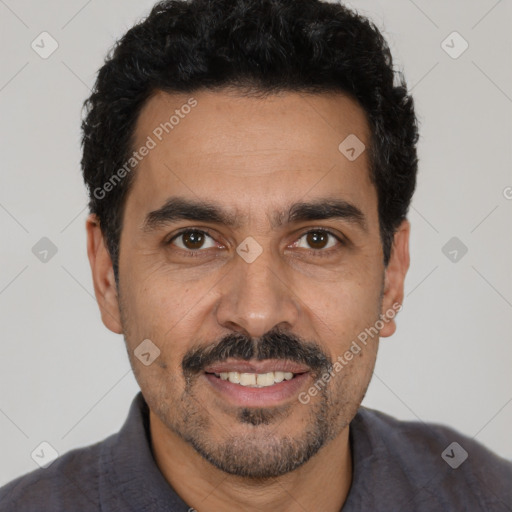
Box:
[206,371,305,388]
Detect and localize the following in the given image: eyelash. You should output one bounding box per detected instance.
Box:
[289,228,345,258]
[165,229,219,258]
[165,228,345,258]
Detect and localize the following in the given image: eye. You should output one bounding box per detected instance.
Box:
[293,229,341,251]
[169,229,217,251]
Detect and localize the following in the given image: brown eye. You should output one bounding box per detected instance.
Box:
[182,231,204,249]
[171,230,216,251]
[295,230,340,251]
[306,231,329,249]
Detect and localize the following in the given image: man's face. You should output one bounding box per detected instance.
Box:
[89,89,408,478]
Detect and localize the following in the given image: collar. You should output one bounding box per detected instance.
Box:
[99,392,191,512]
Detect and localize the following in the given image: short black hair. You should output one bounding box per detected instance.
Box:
[81,0,418,282]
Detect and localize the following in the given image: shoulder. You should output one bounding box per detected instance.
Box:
[0,436,112,512]
[352,407,512,509]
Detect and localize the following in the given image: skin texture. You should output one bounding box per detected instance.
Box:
[86,89,410,512]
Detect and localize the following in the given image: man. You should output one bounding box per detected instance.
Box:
[1,0,510,510]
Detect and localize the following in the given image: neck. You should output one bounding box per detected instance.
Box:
[149,410,353,512]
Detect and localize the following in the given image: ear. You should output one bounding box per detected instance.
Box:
[379,219,410,338]
[86,213,123,334]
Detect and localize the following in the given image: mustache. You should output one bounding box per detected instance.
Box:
[182,328,332,375]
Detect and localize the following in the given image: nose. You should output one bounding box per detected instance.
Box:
[215,247,300,338]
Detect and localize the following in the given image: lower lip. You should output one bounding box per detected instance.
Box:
[204,372,310,407]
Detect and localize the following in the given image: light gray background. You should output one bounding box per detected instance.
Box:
[0,0,511,486]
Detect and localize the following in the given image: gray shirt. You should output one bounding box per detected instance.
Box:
[1,392,511,511]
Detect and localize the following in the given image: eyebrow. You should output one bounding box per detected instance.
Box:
[285,199,367,231]
[142,197,240,232]
[141,196,367,233]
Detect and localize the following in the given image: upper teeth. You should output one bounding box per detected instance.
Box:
[215,371,295,387]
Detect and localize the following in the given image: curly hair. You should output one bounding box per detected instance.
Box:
[81,0,419,282]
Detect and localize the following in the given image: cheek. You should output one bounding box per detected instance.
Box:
[299,271,382,325]
[123,282,191,391]
[125,276,214,369]
[127,273,194,329]
[130,354,187,419]
[307,290,382,374]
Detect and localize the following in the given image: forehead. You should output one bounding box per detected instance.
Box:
[127,88,376,224]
